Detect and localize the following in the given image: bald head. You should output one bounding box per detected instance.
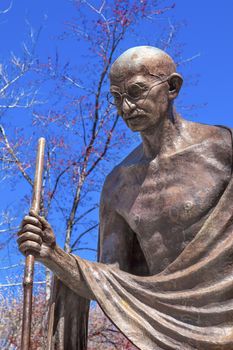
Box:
[110,46,176,82]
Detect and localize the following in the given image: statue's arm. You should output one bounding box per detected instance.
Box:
[17,211,95,300]
[17,173,133,299]
[98,190,134,272]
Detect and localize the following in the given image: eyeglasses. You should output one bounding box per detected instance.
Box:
[107,75,169,107]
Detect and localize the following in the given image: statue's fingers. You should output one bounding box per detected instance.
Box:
[29,210,51,229]
[43,229,56,246]
[19,241,41,255]
[21,224,42,236]
[21,215,42,229]
[17,232,42,246]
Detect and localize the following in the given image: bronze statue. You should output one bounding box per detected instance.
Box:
[18,46,233,350]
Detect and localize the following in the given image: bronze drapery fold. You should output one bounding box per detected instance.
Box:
[76,173,233,349]
[47,129,233,350]
[47,276,89,350]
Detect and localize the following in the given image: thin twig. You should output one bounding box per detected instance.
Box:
[71,223,99,250]
[0,124,33,186]
[0,281,46,288]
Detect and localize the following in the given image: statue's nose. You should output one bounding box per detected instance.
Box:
[121,97,136,115]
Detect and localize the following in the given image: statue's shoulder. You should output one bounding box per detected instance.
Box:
[181,117,232,149]
[101,144,143,201]
[181,118,232,169]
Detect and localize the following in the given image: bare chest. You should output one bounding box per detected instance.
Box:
[112,152,231,272]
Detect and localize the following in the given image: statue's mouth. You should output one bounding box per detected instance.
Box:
[125,113,146,121]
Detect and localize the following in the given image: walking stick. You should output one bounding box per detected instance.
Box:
[21,137,46,350]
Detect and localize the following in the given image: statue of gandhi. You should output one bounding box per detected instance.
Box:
[18,47,233,350]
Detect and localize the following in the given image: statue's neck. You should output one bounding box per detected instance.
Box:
[140,107,181,159]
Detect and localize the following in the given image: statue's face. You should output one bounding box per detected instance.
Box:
[110,71,171,132]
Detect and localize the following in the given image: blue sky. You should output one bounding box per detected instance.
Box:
[0,0,232,126]
[0,0,232,290]
[173,1,233,126]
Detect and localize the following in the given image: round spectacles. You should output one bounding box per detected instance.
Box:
[107,75,169,107]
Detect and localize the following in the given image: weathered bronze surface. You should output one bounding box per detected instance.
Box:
[18,46,233,349]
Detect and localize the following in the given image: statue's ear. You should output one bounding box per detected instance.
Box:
[168,73,183,100]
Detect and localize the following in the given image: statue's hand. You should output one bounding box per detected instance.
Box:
[17,210,56,260]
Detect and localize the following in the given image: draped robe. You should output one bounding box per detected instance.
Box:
[47,121,233,350]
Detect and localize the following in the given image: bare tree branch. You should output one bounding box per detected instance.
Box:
[177,53,201,66]
[0,1,13,15]
[74,205,98,224]
[71,223,99,251]
[0,124,33,186]
[0,281,46,288]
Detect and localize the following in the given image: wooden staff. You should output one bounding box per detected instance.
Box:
[21,137,46,350]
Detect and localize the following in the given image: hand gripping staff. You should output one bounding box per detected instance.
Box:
[21,138,46,350]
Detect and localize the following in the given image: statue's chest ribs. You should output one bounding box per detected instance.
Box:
[116,165,225,234]
[130,182,210,228]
